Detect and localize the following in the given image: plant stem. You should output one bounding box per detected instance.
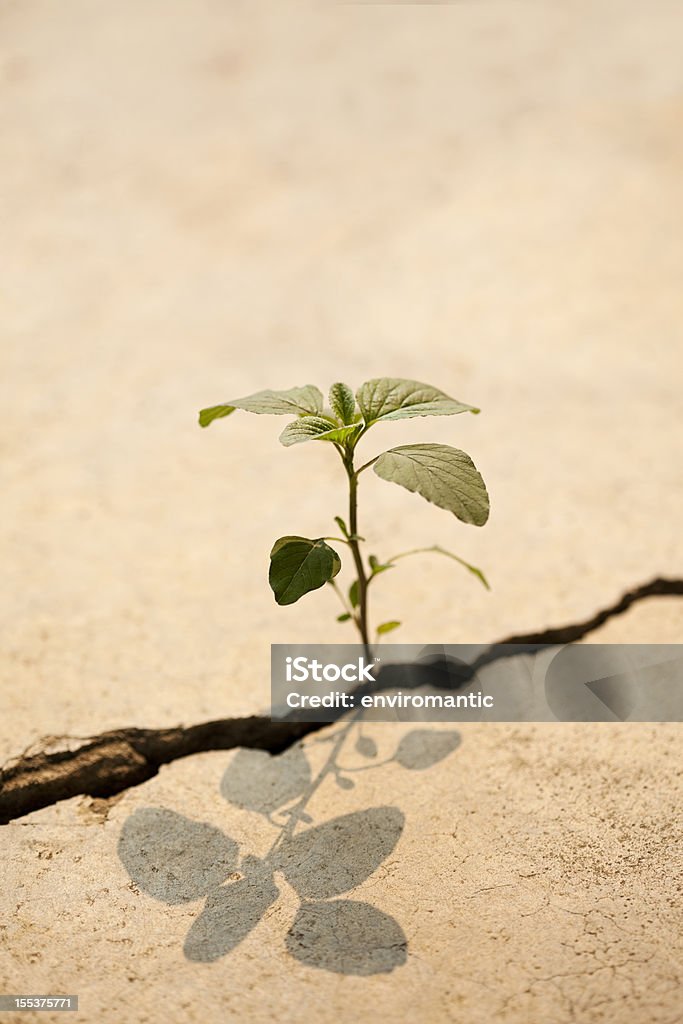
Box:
[266,716,357,857]
[355,455,379,475]
[382,545,490,590]
[344,453,372,659]
[328,578,358,625]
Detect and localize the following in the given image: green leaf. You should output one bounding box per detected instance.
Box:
[198,405,236,428]
[349,580,359,609]
[323,423,362,444]
[269,536,341,606]
[199,385,323,427]
[329,382,357,425]
[377,620,401,635]
[373,444,489,526]
[368,554,393,578]
[334,516,350,538]
[425,546,490,589]
[279,416,359,447]
[356,378,479,426]
[337,612,352,623]
[382,545,489,590]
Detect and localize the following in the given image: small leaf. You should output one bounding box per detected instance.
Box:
[286,900,407,975]
[372,564,393,577]
[355,734,378,758]
[337,612,352,622]
[334,516,350,537]
[329,382,357,425]
[322,422,362,444]
[273,806,404,899]
[184,858,278,962]
[198,405,236,428]
[269,536,341,605]
[425,545,490,590]
[394,729,461,770]
[279,416,359,447]
[117,807,238,904]
[377,620,401,636]
[381,545,489,590]
[336,775,355,790]
[373,444,489,526]
[199,385,323,427]
[356,378,479,426]
[348,580,359,609]
[220,746,311,814]
[368,554,394,578]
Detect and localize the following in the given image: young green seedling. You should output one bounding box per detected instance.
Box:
[199,378,490,657]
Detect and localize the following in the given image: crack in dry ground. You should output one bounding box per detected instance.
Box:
[1,575,681,825]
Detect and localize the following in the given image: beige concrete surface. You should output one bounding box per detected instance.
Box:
[1,2,682,1020]
[2,0,682,758]
[4,719,682,1022]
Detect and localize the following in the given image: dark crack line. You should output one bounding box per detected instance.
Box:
[491,576,683,646]
[1,575,681,824]
[0,718,318,825]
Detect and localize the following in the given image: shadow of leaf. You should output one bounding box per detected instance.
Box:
[273,806,404,900]
[286,900,407,975]
[118,806,238,904]
[394,729,461,770]
[184,861,279,962]
[220,745,311,815]
[355,734,377,758]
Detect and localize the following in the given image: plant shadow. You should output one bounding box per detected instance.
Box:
[118,723,461,975]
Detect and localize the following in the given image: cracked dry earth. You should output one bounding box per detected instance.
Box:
[2,0,683,1021]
